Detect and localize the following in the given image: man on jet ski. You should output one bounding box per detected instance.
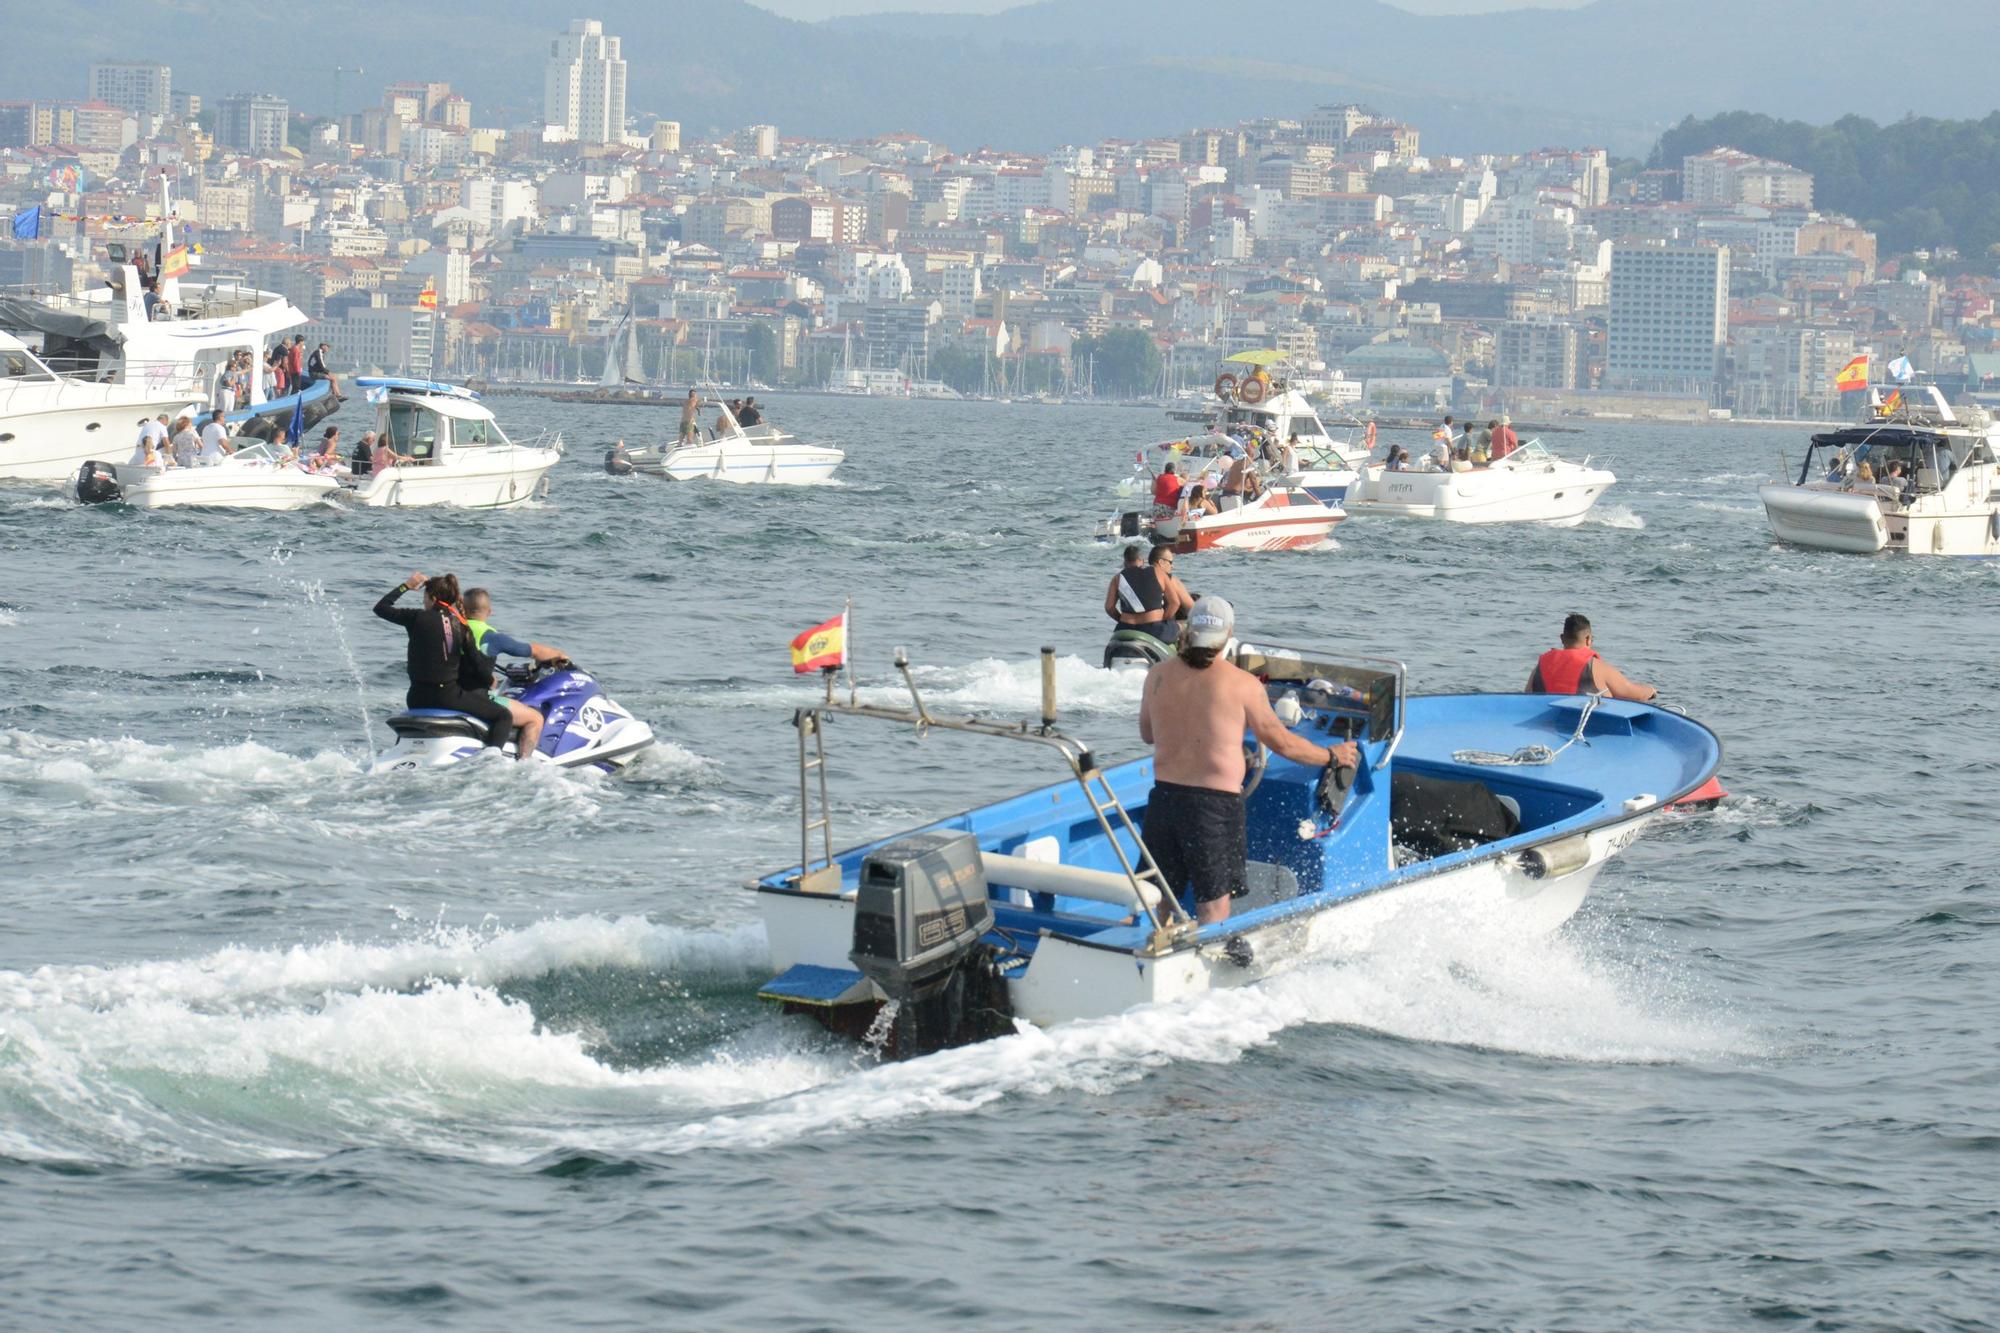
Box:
[461,587,571,761]
[1104,544,1191,645]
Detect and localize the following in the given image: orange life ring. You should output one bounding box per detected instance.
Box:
[1237,375,1266,405]
[1213,372,1238,400]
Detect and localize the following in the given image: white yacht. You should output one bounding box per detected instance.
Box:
[342,378,562,509]
[1172,354,1373,481]
[1346,439,1616,524]
[1760,385,2000,556]
[603,401,843,484]
[75,440,339,511]
[0,332,196,481]
[0,185,334,446]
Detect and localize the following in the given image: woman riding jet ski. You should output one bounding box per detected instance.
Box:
[1102,544,1192,669]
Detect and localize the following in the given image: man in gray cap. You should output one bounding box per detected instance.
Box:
[1138,596,1358,924]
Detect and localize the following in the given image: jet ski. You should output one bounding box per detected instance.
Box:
[372,661,655,772]
[1103,624,1179,670]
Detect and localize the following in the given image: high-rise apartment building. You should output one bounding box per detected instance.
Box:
[89,61,171,119]
[543,19,627,144]
[1606,241,1731,396]
[216,92,289,155]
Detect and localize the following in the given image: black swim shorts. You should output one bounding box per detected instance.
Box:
[1141,781,1247,904]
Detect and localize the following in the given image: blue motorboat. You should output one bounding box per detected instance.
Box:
[754,644,1722,1057]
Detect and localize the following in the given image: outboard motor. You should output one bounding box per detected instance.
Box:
[849,831,1011,1056]
[604,443,635,476]
[75,460,122,505]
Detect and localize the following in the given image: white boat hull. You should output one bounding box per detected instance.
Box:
[759,813,1637,1030]
[1348,461,1616,524]
[653,440,844,484]
[0,392,199,481]
[1761,481,2000,556]
[113,465,339,510]
[342,449,560,508]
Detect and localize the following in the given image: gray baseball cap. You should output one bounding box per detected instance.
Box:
[1186,595,1235,649]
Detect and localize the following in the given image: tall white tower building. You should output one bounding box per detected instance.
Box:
[543,18,627,144]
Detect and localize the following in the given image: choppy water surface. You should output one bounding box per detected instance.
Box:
[1,399,1995,1327]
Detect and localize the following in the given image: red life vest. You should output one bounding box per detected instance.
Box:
[1534,646,1598,694]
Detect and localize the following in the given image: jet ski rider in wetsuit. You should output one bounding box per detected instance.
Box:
[1105,544,1193,644]
[373,572,515,754]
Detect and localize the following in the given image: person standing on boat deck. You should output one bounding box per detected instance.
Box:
[1139,597,1357,925]
[286,336,307,392]
[738,397,763,427]
[1526,613,1657,702]
[1489,415,1518,460]
[679,389,702,444]
[1152,461,1183,516]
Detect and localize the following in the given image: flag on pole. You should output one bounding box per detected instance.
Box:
[1881,390,1905,417]
[1834,354,1870,392]
[159,244,189,279]
[1887,355,1914,384]
[10,205,40,241]
[417,281,437,311]
[789,611,848,674]
[285,395,306,446]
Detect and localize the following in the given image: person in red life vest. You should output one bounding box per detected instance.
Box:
[1526,613,1657,701]
[1489,414,1519,460]
[1152,460,1184,516]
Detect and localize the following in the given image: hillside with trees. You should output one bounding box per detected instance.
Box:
[1650,112,2000,265]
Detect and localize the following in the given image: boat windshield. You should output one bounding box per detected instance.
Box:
[0,346,55,380]
[230,440,290,465]
[1233,642,1402,744]
[451,415,508,449]
[385,402,440,462]
[1508,439,1553,464]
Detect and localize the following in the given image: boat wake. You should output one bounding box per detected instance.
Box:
[0,903,1749,1168]
[1581,505,1646,530]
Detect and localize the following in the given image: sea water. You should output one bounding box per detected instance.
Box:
[0,399,1995,1326]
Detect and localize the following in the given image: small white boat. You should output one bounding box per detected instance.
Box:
[341,378,561,509]
[75,440,339,510]
[1760,386,2000,556]
[603,401,843,484]
[1103,478,1344,553]
[0,332,198,482]
[1346,439,1616,524]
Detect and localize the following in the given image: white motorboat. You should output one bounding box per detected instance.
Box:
[74,440,339,511]
[603,401,843,484]
[0,332,197,481]
[1167,351,1373,480]
[1103,477,1344,553]
[1760,386,2000,556]
[1346,439,1616,524]
[0,183,335,447]
[751,645,1722,1058]
[341,378,561,509]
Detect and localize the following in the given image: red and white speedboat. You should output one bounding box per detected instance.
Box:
[1102,480,1343,552]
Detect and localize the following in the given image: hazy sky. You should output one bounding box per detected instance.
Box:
[756,0,1593,16]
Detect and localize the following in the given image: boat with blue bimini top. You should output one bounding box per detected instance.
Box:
[753,643,1723,1058]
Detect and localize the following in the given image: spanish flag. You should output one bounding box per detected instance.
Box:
[1881,390,1904,417]
[417,281,437,311]
[790,611,847,674]
[1834,354,1869,392]
[160,244,189,279]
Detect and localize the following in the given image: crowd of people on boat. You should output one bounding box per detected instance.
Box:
[675,389,769,445]
[1381,414,1521,472]
[200,339,345,414]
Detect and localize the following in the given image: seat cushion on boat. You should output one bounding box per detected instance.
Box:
[1391,771,1521,858]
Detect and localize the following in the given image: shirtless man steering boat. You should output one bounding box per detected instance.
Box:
[1138,597,1358,924]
